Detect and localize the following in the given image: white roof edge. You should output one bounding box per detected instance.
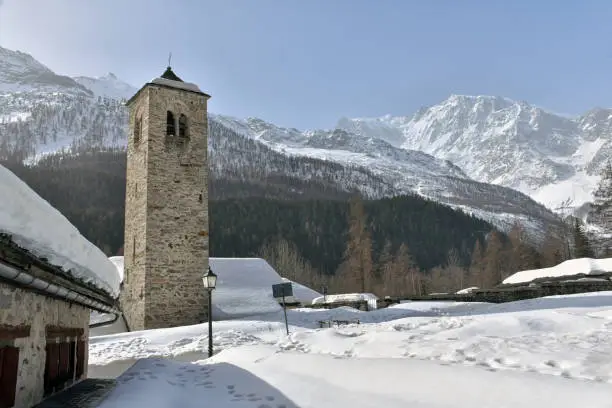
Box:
[150,77,203,93]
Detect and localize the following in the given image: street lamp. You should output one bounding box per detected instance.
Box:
[203,266,217,358]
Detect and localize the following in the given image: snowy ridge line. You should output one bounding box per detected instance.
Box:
[0,45,572,233]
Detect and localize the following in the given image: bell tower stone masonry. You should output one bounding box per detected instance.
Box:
[120,66,210,330]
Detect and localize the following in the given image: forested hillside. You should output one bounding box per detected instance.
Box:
[0,149,516,283]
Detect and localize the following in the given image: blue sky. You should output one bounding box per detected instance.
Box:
[1,0,612,129]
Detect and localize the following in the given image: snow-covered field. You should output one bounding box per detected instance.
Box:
[90,292,612,407]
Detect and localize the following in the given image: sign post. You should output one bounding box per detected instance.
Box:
[272,282,293,336]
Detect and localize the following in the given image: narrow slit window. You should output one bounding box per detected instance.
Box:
[134,117,142,144]
[166,111,175,136]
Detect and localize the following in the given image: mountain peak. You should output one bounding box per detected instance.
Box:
[73,73,137,100]
[444,94,519,107]
[0,45,90,96]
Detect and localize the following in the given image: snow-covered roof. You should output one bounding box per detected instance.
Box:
[280,277,321,303]
[209,257,283,319]
[109,256,124,283]
[150,77,203,94]
[0,164,121,298]
[209,257,319,319]
[108,256,320,318]
[503,257,612,285]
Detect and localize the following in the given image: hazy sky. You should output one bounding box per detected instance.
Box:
[2,0,612,129]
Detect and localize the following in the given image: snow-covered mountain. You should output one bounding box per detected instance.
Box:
[0,45,564,236]
[210,114,561,235]
[337,95,612,212]
[0,46,91,97]
[73,73,137,100]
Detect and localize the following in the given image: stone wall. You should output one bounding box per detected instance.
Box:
[304,300,371,311]
[120,87,150,331]
[122,83,210,330]
[378,280,612,306]
[0,282,89,408]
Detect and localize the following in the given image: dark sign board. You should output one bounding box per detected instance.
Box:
[272,282,293,298]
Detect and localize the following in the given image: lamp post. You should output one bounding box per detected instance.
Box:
[203,266,217,358]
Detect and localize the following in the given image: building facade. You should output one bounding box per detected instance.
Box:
[0,236,117,408]
[121,67,211,330]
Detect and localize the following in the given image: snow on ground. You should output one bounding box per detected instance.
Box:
[0,164,120,297]
[530,170,600,211]
[90,293,612,381]
[503,257,612,285]
[90,293,612,407]
[97,347,612,408]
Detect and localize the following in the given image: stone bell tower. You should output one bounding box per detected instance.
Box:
[120,66,210,330]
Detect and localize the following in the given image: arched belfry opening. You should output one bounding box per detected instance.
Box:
[166,111,175,136]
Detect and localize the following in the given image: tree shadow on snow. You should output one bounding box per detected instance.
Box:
[98,357,301,408]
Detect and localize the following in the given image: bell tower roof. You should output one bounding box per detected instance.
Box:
[160,66,183,82]
[126,64,210,106]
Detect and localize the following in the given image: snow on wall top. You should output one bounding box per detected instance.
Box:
[0,164,121,298]
[311,293,379,310]
[503,257,612,285]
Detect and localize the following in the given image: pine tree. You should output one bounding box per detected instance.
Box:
[590,160,612,254]
[376,239,394,294]
[540,227,566,267]
[395,243,419,295]
[482,231,505,287]
[468,240,485,288]
[446,247,466,291]
[573,218,595,258]
[506,222,540,272]
[338,196,374,293]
